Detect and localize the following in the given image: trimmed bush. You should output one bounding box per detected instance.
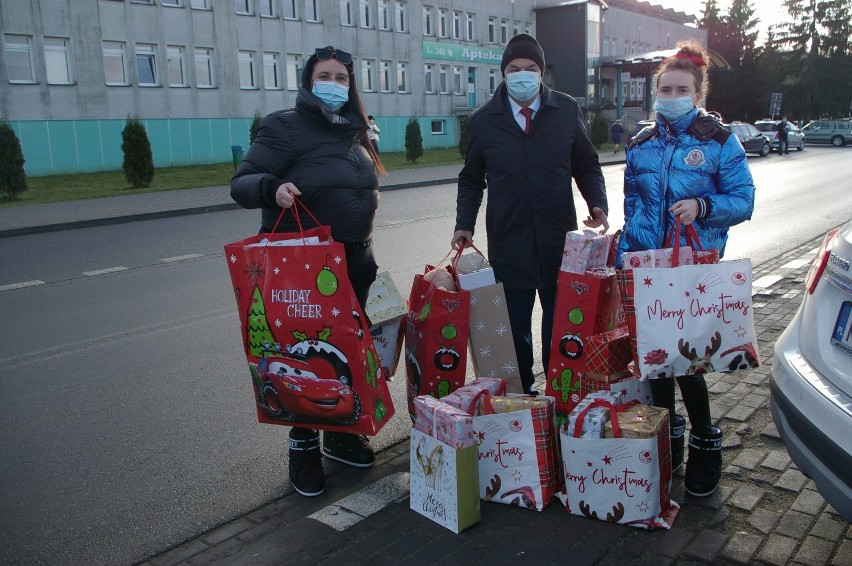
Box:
[457,115,470,157]
[590,114,609,149]
[0,120,27,199]
[405,117,424,163]
[250,110,263,143]
[121,115,154,188]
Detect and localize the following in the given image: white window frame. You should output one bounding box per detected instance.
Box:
[488,68,497,95]
[396,61,408,93]
[5,34,37,84]
[431,119,445,135]
[44,36,74,85]
[283,0,299,20]
[500,19,508,44]
[135,43,159,86]
[235,0,253,15]
[524,22,531,34]
[379,60,392,92]
[452,65,462,95]
[423,5,433,36]
[162,0,182,7]
[238,49,258,89]
[424,63,434,94]
[513,21,520,36]
[466,13,475,41]
[263,51,282,89]
[102,40,128,86]
[377,0,390,30]
[438,8,448,38]
[194,47,215,87]
[488,17,496,43]
[259,0,275,17]
[438,64,448,94]
[190,0,211,10]
[340,0,353,26]
[394,1,407,33]
[305,0,320,22]
[361,58,375,92]
[452,11,461,40]
[167,45,187,87]
[286,53,302,90]
[359,0,371,28]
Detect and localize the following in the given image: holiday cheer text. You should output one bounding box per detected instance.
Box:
[270,288,322,318]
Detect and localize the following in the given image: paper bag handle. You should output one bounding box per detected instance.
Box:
[571,398,640,438]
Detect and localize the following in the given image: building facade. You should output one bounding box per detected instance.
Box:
[1,0,702,176]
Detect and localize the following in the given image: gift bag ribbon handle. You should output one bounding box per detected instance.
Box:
[571,399,640,438]
[664,216,705,267]
[268,197,329,244]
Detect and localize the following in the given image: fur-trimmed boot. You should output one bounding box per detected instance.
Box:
[685,425,723,497]
[671,414,687,472]
[288,428,325,496]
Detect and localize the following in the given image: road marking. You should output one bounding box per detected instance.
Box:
[753,275,784,290]
[308,471,409,531]
[83,266,128,276]
[781,258,811,270]
[161,254,203,263]
[0,280,45,292]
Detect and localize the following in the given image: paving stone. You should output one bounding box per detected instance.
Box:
[776,510,815,539]
[810,513,846,542]
[722,433,743,449]
[793,535,834,565]
[775,468,809,492]
[748,507,781,534]
[682,528,728,563]
[708,507,730,528]
[724,404,758,422]
[761,422,781,439]
[793,489,827,515]
[749,470,778,486]
[833,539,852,566]
[731,448,767,470]
[720,531,763,565]
[756,533,799,566]
[761,450,791,472]
[727,486,764,512]
[709,381,734,394]
[654,527,694,559]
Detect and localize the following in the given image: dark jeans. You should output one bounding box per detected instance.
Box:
[504,286,557,392]
[779,137,788,154]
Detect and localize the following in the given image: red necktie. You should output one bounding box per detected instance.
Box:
[520,107,533,135]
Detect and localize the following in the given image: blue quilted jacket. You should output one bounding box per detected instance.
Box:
[616,108,755,266]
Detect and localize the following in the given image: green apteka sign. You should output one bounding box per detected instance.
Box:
[421,41,502,65]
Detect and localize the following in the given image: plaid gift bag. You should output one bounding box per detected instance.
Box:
[585,328,633,375]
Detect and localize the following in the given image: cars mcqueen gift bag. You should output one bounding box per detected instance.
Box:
[224,204,395,435]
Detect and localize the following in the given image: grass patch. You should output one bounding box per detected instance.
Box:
[1,147,465,207]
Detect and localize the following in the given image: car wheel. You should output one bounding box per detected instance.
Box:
[831,135,845,147]
[760,142,770,157]
[797,139,805,151]
[261,382,297,421]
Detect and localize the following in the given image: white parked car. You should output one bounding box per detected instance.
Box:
[771,220,852,522]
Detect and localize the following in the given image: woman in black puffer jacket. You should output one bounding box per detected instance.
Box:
[230,46,385,499]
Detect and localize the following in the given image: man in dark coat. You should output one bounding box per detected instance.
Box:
[777,115,790,155]
[452,33,609,395]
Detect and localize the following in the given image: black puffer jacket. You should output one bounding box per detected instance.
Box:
[231,88,378,243]
[456,83,608,289]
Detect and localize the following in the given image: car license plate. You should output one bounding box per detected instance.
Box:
[831,301,852,355]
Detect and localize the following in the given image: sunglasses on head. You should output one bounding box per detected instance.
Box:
[315,48,352,66]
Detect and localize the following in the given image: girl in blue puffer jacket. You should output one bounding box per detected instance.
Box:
[617,41,755,498]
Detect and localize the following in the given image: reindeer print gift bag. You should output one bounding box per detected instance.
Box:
[630,259,759,379]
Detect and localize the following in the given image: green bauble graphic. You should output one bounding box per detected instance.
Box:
[316,266,339,296]
[440,323,457,340]
[418,302,431,321]
[568,307,584,325]
[374,399,387,421]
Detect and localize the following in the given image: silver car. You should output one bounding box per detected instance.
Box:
[770,220,852,522]
[800,119,852,146]
[754,120,806,152]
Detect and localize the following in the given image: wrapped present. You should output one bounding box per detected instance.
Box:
[581,374,653,406]
[605,403,669,439]
[441,377,507,415]
[366,272,407,380]
[584,370,633,383]
[561,229,613,274]
[487,395,552,414]
[584,328,633,375]
[566,390,621,438]
[413,395,476,449]
[455,251,497,290]
[622,246,694,270]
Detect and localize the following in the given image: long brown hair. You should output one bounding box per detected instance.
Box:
[654,41,710,100]
[301,46,386,174]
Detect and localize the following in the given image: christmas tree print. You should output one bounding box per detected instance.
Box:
[247,286,276,358]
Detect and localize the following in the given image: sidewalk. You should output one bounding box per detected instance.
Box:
[0,151,626,238]
[137,236,851,566]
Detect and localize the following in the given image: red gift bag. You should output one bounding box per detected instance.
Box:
[546,267,625,419]
[404,252,471,415]
[224,205,395,435]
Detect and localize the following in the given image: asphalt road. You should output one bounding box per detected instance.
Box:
[1,146,850,565]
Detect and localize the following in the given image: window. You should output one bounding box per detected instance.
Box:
[283,0,298,19]
[500,19,508,44]
[488,68,497,94]
[340,0,353,25]
[239,50,257,89]
[102,41,128,85]
[488,17,496,43]
[379,60,391,92]
[162,0,182,6]
[423,5,433,36]
[264,52,281,89]
[44,37,73,85]
[135,43,159,86]
[524,22,531,34]
[235,0,253,15]
[190,0,210,9]
[453,66,462,94]
[4,34,36,83]
[396,61,408,92]
[259,0,275,17]
[194,47,214,87]
[395,1,406,32]
[452,11,461,40]
[513,21,519,36]
[438,9,448,38]
[361,59,375,91]
[377,0,390,30]
[131,0,154,4]
[286,53,301,90]
[424,63,433,93]
[438,64,448,94]
[305,0,320,22]
[431,119,445,135]
[359,0,371,27]
[466,13,475,41]
[167,45,187,86]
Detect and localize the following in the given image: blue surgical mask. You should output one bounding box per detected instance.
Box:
[505,71,540,102]
[312,80,349,111]
[654,95,695,122]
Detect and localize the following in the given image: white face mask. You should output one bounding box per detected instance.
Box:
[505,71,540,102]
[653,95,696,121]
[312,80,349,111]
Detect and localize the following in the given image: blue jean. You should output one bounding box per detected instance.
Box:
[504,286,557,392]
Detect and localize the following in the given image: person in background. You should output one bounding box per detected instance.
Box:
[452,33,609,396]
[231,45,384,498]
[617,41,755,497]
[777,115,790,155]
[610,119,625,153]
[367,115,381,153]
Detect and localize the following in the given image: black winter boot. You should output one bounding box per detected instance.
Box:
[288,428,325,496]
[670,414,686,473]
[685,425,723,497]
[322,431,376,468]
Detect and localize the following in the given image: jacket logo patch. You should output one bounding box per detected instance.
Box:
[684,150,705,167]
